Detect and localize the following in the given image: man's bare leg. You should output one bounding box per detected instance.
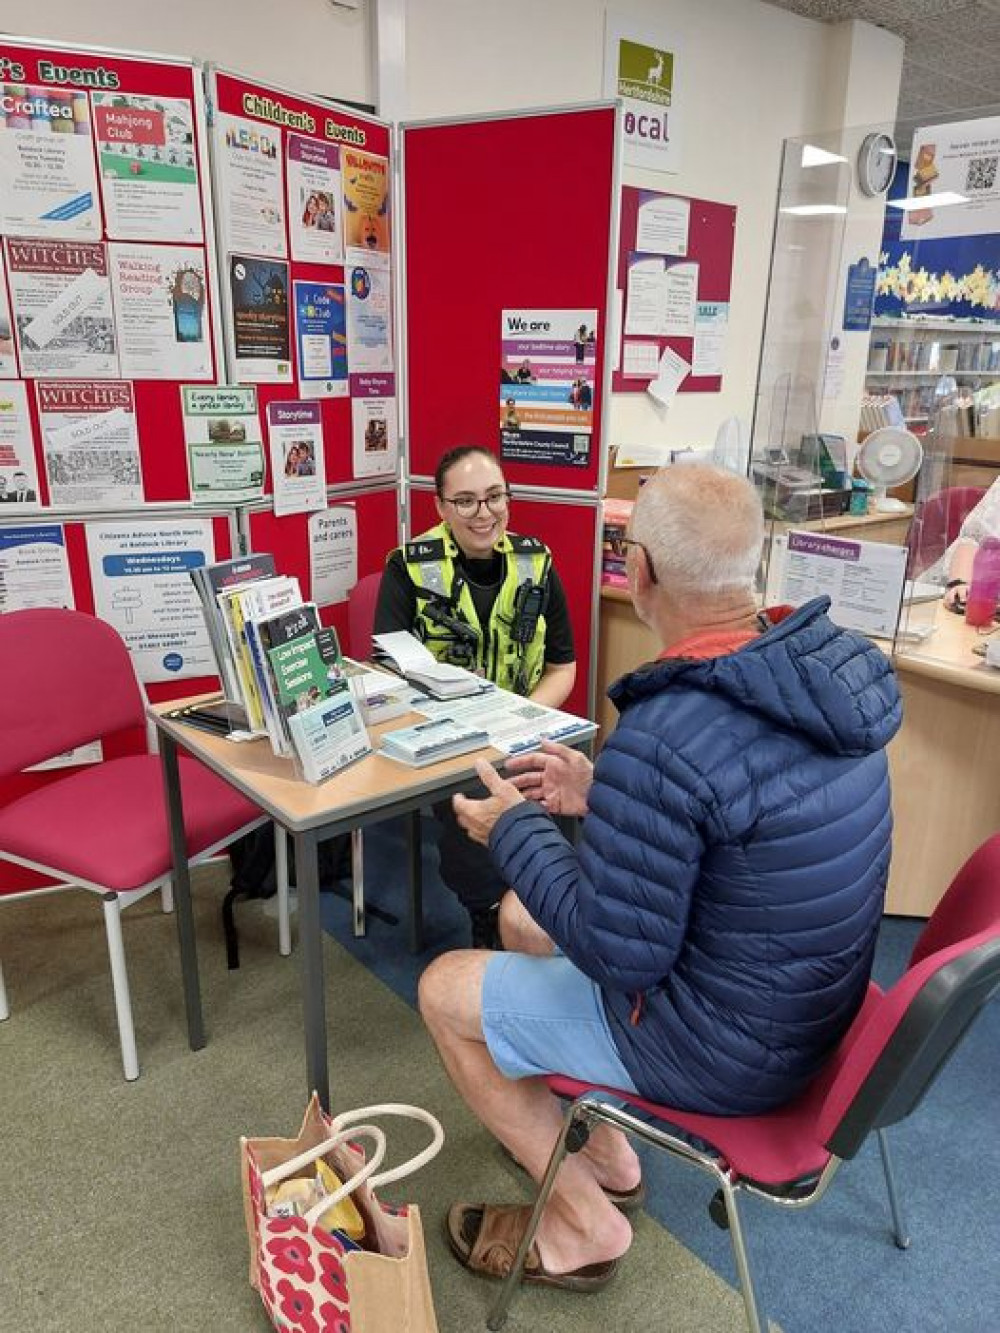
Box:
[419,949,637,1274]
[495,891,644,1192]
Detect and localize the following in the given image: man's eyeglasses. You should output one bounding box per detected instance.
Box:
[442,489,511,519]
[607,533,658,583]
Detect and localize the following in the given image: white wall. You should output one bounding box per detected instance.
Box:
[402,0,859,455]
[1,0,372,105]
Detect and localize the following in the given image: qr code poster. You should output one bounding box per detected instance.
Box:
[902,116,1000,241]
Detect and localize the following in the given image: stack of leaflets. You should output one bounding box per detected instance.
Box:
[379,716,489,767]
[371,631,489,699]
[189,553,372,781]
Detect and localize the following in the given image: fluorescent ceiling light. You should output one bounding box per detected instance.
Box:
[780,204,849,216]
[887,192,969,211]
[801,145,847,168]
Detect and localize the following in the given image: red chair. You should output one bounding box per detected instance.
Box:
[487,836,1000,1332]
[347,571,382,662]
[0,608,268,1080]
[907,485,986,576]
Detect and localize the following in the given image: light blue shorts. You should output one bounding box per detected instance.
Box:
[482,951,639,1091]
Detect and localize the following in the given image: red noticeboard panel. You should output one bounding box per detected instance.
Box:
[0,38,221,502]
[211,71,392,489]
[613,185,736,394]
[403,108,617,494]
[407,488,598,719]
[247,487,400,647]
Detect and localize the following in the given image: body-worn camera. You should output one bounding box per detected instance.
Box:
[511,579,548,644]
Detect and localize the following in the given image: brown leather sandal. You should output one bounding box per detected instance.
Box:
[446,1202,621,1292]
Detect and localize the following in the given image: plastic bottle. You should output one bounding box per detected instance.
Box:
[965,537,1000,628]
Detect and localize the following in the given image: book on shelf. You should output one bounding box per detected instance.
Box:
[378,716,489,768]
[266,618,346,747]
[190,553,276,701]
[371,631,488,699]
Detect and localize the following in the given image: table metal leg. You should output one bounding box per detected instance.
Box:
[295,827,329,1110]
[408,809,424,955]
[351,828,366,937]
[158,734,204,1049]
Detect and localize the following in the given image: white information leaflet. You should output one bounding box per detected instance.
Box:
[0,85,101,238]
[92,93,204,243]
[625,256,665,336]
[776,531,907,640]
[692,300,728,377]
[0,251,16,376]
[636,194,690,255]
[404,688,595,758]
[0,380,42,509]
[182,385,265,504]
[647,345,690,407]
[6,238,118,378]
[0,522,73,612]
[37,380,143,509]
[309,505,357,606]
[621,339,660,379]
[350,372,397,478]
[215,113,286,258]
[267,399,326,516]
[346,263,393,374]
[109,243,212,380]
[902,116,1000,241]
[663,261,698,337]
[86,519,217,682]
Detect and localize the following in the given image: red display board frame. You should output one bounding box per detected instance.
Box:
[209,69,393,491]
[407,487,598,719]
[612,185,737,394]
[0,37,223,503]
[402,107,618,495]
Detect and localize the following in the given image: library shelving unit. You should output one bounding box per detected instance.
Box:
[865,316,1000,428]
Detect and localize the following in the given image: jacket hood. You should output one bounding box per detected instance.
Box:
[609,598,902,757]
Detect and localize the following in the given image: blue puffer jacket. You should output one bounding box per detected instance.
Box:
[489,598,903,1114]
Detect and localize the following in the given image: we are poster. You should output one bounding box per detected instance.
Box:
[215,113,286,258]
[499,308,597,468]
[293,281,347,398]
[0,82,100,238]
[37,379,143,510]
[86,519,217,682]
[92,93,203,242]
[109,243,212,380]
[6,238,118,378]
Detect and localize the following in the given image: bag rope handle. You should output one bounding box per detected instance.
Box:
[326,1103,445,1189]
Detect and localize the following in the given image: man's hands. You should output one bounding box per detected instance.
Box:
[453,760,525,846]
[504,739,593,817]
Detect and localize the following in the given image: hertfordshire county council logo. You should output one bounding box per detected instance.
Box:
[617,39,673,107]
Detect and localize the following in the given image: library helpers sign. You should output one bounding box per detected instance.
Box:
[604,19,683,173]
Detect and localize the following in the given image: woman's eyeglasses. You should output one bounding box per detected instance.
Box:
[607,533,658,583]
[442,490,511,518]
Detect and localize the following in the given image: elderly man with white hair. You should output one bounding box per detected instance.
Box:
[419,463,902,1295]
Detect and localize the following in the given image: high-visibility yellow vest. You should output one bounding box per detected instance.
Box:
[398,522,550,694]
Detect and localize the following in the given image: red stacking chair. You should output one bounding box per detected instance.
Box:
[0,608,268,1081]
[347,571,382,664]
[487,835,1000,1332]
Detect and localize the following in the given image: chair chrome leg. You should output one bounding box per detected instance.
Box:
[0,960,9,1021]
[160,879,174,914]
[275,825,292,957]
[720,1178,767,1333]
[102,893,139,1081]
[486,1112,578,1330]
[877,1128,910,1249]
[351,829,366,937]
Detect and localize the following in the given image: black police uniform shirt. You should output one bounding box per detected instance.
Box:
[373,547,575,680]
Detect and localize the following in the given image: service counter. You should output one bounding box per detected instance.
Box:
[595,590,1000,918]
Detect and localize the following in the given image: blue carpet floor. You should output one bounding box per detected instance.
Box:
[318,815,1000,1333]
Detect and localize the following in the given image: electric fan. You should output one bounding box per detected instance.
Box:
[855,426,924,513]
